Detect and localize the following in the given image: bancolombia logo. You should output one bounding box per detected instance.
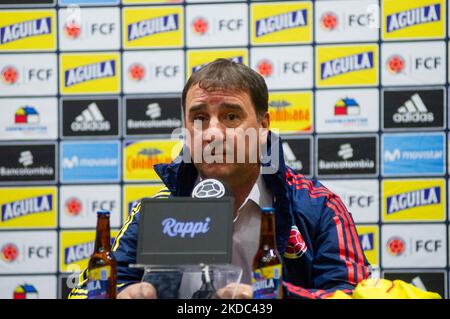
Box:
[125,97,182,136]
[316,136,378,176]
[162,217,210,238]
[0,144,56,183]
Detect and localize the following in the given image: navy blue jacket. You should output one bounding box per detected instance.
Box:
[69,134,369,299]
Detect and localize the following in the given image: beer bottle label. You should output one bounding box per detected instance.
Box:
[87,266,111,299]
[251,264,282,299]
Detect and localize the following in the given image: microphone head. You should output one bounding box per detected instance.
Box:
[191,178,231,199]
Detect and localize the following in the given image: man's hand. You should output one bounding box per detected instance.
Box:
[215,283,252,299]
[117,282,157,299]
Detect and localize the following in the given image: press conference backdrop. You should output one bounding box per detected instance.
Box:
[0,0,449,299]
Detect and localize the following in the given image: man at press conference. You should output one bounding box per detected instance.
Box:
[69,58,369,299]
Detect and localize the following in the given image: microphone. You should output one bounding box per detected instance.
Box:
[191,178,231,299]
[191,178,231,199]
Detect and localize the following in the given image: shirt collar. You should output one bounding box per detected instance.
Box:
[195,173,272,211]
[241,174,272,211]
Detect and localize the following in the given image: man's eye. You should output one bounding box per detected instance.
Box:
[226,113,238,121]
[193,115,207,121]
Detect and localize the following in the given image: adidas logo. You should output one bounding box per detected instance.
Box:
[282,142,302,171]
[71,103,111,132]
[18,150,33,167]
[146,103,161,119]
[393,93,434,123]
[338,144,353,160]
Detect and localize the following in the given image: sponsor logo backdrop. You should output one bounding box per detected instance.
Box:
[0,0,449,299]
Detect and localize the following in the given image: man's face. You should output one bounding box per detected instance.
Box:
[184,84,269,186]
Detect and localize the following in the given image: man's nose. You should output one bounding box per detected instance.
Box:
[203,117,225,143]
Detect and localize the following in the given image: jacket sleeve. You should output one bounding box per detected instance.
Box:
[68,203,143,299]
[284,195,370,299]
[68,188,171,299]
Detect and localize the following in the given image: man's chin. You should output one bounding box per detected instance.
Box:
[197,162,233,180]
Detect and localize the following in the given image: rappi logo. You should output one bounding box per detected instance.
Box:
[1,243,19,263]
[1,66,19,85]
[128,63,145,82]
[321,12,338,30]
[256,59,273,77]
[192,17,209,35]
[284,226,307,259]
[65,197,82,217]
[387,55,406,74]
[387,237,406,256]
[64,20,81,39]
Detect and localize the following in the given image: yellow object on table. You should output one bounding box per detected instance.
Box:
[327,279,442,299]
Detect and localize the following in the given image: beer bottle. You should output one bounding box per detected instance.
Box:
[252,207,283,299]
[87,210,117,299]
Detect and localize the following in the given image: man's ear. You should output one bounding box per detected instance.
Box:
[259,112,270,141]
[260,111,270,129]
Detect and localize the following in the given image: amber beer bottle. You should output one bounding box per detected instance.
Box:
[87,210,117,299]
[252,207,283,299]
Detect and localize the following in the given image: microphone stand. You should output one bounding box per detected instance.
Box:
[191,264,217,299]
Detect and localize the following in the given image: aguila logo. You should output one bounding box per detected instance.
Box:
[257,60,273,77]
[321,12,338,30]
[64,21,81,39]
[65,197,82,216]
[1,66,18,85]
[387,237,406,256]
[1,243,19,263]
[284,226,307,259]
[128,63,145,81]
[387,55,405,74]
[192,17,208,35]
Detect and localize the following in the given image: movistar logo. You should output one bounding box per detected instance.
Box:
[321,52,374,80]
[128,14,179,41]
[386,186,440,215]
[1,17,51,45]
[1,194,53,222]
[387,4,440,33]
[65,60,116,87]
[256,9,308,37]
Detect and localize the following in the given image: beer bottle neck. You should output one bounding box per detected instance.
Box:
[94,215,111,252]
[259,212,276,250]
